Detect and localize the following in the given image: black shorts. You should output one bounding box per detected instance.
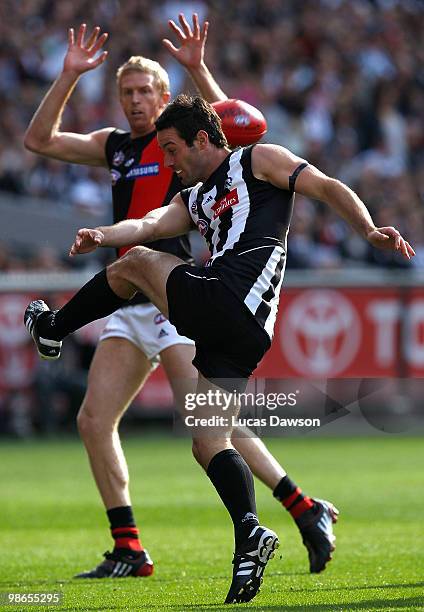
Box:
[166,264,271,391]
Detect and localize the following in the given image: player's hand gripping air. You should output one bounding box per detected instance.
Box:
[366,226,415,259]
[64,24,109,77]
[69,228,104,256]
[162,13,209,70]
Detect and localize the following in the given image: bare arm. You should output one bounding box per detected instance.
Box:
[24,24,111,166]
[69,194,193,255]
[163,13,227,103]
[252,144,415,259]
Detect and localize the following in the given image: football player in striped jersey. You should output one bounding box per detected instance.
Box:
[24,17,343,592]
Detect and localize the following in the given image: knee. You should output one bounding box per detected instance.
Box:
[192,436,232,470]
[108,246,150,283]
[76,404,97,440]
[77,400,112,441]
[191,437,211,466]
[121,246,151,271]
[192,438,202,464]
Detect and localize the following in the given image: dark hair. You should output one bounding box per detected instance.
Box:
[155,94,228,148]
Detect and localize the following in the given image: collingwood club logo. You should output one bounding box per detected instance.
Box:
[197,219,209,236]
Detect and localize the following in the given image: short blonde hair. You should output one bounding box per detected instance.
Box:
[116,56,170,95]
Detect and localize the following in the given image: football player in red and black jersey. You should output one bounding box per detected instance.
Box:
[24,15,338,580]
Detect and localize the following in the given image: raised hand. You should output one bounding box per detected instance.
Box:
[63,24,108,77]
[366,226,415,260]
[69,228,104,256]
[163,13,209,70]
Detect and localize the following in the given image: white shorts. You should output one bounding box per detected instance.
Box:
[99,302,194,364]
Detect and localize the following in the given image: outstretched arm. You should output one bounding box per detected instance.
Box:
[163,13,227,103]
[24,24,111,166]
[69,194,193,255]
[252,144,415,259]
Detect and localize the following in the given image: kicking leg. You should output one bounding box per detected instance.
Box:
[24,246,184,354]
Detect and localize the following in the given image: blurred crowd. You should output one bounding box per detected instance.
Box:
[0,0,423,270]
[1,0,423,435]
[0,242,67,272]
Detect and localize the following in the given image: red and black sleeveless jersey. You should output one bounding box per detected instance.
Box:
[105,129,193,305]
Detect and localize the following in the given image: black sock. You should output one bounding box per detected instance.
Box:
[37,269,129,340]
[207,449,258,549]
[107,505,136,529]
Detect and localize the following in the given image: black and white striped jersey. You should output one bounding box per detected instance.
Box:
[180,145,303,339]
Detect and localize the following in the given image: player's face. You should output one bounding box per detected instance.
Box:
[157,128,206,186]
[119,72,170,137]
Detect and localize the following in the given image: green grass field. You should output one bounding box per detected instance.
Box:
[1,435,423,611]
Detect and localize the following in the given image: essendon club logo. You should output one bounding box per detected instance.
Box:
[211,188,239,219]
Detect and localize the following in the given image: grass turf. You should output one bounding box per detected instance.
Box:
[0,435,423,611]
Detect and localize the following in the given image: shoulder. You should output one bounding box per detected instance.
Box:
[105,128,130,149]
[251,143,297,163]
[180,184,202,208]
[251,143,307,185]
[87,127,116,147]
[180,186,194,207]
[105,129,132,165]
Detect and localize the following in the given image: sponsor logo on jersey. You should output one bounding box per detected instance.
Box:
[154,313,167,325]
[125,163,160,179]
[124,157,135,167]
[211,188,239,219]
[197,219,209,236]
[112,151,125,166]
[191,200,198,215]
[158,328,169,338]
[111,169,121,185]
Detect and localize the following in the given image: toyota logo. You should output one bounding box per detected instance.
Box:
[281,290,361,376]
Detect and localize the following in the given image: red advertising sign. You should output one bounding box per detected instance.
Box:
[1,288,423,408]
[0,294,37,390]
[256,288,424,378]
